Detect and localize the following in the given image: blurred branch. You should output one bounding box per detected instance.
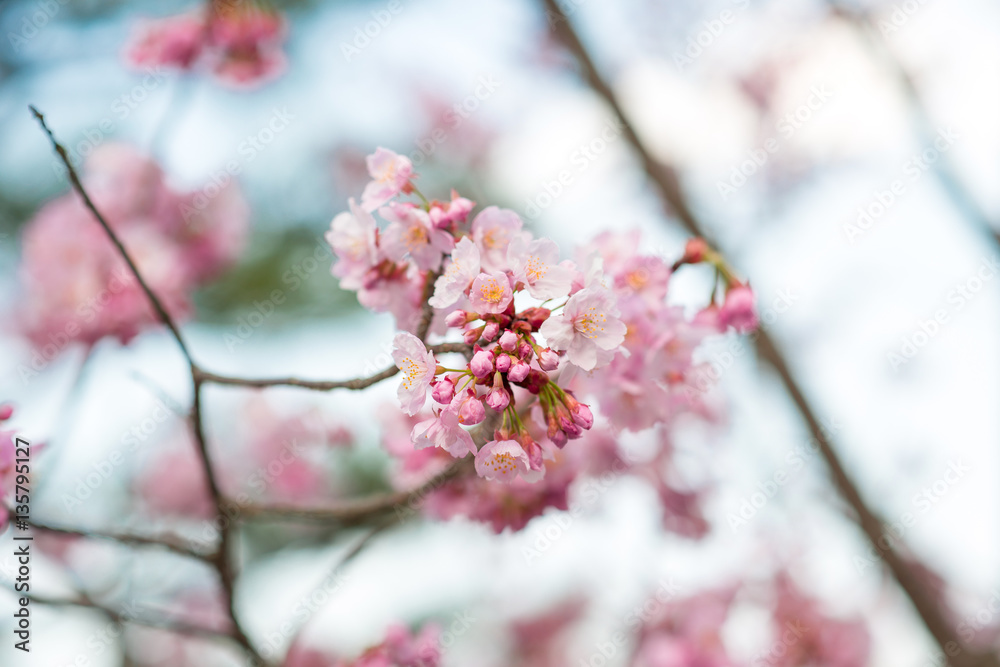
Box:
[31,106,196,366]
[538,2,994,665]
[195,342,471,391]
[238,408,499,524]
[29,520,214,562]
[14,590,236,643]
[825,2,1000,247]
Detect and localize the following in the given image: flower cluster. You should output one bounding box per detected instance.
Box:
[126,1,287,87]
[328,148,759,486]
[16,144,248,355]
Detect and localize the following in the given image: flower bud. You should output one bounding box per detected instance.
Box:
[495,354,512,373]
[456,392,486,425]
[518,342,533,360]
[470,349,494,378]
[463,325,484,345]
[498,330,519,351]
[538,348,560,371]
[431,377,455,404]
[482,321,500,341]
[445,310,470,328]
[508,360,530,383]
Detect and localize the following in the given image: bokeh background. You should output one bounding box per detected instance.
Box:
[0,0,998,665]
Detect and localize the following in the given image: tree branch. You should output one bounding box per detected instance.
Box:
[29,520,214,562]
[537,3,991,664]
[30,106,195,365]
[194,343,471,391]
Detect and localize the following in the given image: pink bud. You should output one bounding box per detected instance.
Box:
[463,326,484,345]
[518,342,533,360]
[457,393,486,425]
[486,386,510,411]
[447,310,470,328]
[538,349,560,371]
[719,285,758,333]
[498,330,519,351]
[522,435,543,471]
[508,360,530,383]
[482,321,499,341]
[470,349,494,378]
[495,354,512,373]
[0,405,13,421]
[571,403,594,429]
[431,377,455,404]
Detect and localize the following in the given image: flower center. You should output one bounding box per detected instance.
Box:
[400,356,422,389]
[479,278,505,304]
[489,452,516,474]
[404,225,428,251]
[576,306,607,338]
[525,255,547,282]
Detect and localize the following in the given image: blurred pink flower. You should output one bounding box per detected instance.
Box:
[16,144,248,353]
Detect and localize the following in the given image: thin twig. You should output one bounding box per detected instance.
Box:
[195,342,470,391]
[538,3,990,664]
[10,589,235,642]
[31,106,195,365]
[29,520,214,562]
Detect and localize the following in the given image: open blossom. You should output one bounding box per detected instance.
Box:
[469,271,514,314]
[392,332,437,415]
[539,284,626,371]
[428,236,480,308]
[507,235,575,299]
[380,203,453,271]
[362,148,413,211]
[475,439,531,482]
[326,198,378,290]
[411,407,476,458]
[471,206,522,272]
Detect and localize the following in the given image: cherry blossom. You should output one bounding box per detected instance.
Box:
[468,271,514,314]
[392,332,437,415]
[470,206,522,272]
[475,439,532,482]
[539,284,626,371]
[362,148,414,211]
[507,234,575,299]
[326,198,378,290]
[428,236,480,308]
[411,407,476,458]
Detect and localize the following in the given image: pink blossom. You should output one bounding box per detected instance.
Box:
[126,13,206,70]
[411,407,475,458]
[475,439,531,482]
[470,206,522,272]
[428,191,475,229]
[209,8,287,88]
[470,348,494,378]
[452,390,486,425]
[718,284,758,333]
[380,203,453,272]
[326,198,378,291]
[508,235,575,299]
[468,271,513,315]
[428,236,480,308]
[391,332,437,415]
[16,144,248,351]
[362,148,413,211]
[538,285,626,371]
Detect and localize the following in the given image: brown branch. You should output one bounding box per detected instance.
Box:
[237,457,472,524]
[194,343,471,391]
[29,520,214,562]
[538,3,991,665]
[11,589,235,643]
[30,106,195,365]
[237,408,499,525]
[824,4,1000,247]
[416,270,440,341]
